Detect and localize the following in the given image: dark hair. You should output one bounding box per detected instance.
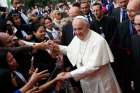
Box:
[92,3,102,10]
[11,0,22,4]
[0,50,9,69]
[44,16,52,22]
[7,12,20,24]
[72,2,81,8]
[31,24,46,33]
[80,0,90,6]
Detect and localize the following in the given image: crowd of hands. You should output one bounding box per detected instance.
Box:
[20,40,72,93]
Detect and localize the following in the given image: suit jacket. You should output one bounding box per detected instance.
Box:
[15,24,31,40]
[131,35,140,65]
[92,16,117,44]
[82,11,95,30]
[8,10,27,25]
[131,35,140,88]
[111,7,128,24]
[116,20,134,48]
[61,22,74,46]
[111,20,136,66]
[111,7,121,24]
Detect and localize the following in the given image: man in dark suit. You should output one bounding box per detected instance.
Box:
[80,1,95,29]
[111,0,140,93]
[91,3,117,44]
[110,0,129,24]
[8,0,29,25]
[131,13,140,93]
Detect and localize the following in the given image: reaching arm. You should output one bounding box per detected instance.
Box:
[19,68,48,93]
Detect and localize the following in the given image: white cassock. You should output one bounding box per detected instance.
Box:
[59,30,121,93]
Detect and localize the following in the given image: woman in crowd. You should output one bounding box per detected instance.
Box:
[0,49,63,93]
[0,49,48,93]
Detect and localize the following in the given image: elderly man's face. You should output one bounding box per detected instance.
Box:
[127,0,140,22]
[7,52,18,70]
[72,19,89,40]
[134,15,140,33]
[0,33,15,47]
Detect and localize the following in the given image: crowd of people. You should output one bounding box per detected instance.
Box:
[0,0,140,93]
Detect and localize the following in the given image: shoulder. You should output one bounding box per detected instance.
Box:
[112,7,120,12]
[61,17,72,27]
[91,31,106,43]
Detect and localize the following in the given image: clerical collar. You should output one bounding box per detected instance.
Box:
[96,15,104,21]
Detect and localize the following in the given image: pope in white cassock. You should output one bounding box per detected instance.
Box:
[54,16,121,93]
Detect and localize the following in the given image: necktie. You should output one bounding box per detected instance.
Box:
[122,10,127,22]
[87,15,91,24]
[20,12,29,24]
[47,31,54,40]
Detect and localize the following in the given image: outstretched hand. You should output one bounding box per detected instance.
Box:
[46,40,60,58]
[55,72,72,81]
[29,68,49,84]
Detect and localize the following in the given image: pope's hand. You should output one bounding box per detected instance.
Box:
[46,40,60,58]
[56,72,72,81]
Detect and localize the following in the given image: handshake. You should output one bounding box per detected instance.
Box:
[23,40,61,58]
[55,72,72,81]
[46,40,60,58]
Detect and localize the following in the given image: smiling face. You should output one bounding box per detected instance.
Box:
[33,26,46,41]
[0,33,15,47]
[92,4,103,20]
[44,18,53,29]
[80,2,90,15]
[127,0,140,22]
[72,18,89,40]
[7,52,18,70]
